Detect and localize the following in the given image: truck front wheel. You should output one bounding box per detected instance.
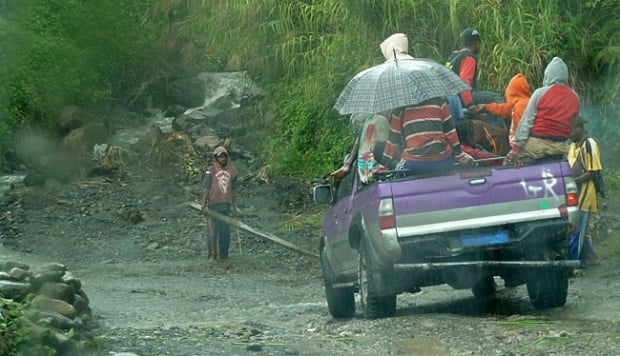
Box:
[358,242,396,319]
[321,246,355,318]
[526,268,568,309]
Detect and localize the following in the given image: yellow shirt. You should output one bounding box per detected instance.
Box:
[567,138,602,212]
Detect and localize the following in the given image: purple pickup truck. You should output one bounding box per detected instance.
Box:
[313,159,581,319]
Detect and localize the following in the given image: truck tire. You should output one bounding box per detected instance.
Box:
[358,242,396,319]
[526,268,569,309]
[321,246,355,318]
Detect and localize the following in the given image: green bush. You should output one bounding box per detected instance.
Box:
[0,300,31,355]
[0,0,163,172]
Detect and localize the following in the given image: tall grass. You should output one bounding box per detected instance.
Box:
[149,0,620,177]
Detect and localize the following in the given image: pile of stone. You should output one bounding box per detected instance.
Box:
[0,261,93,353]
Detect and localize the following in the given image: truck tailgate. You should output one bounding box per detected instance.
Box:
[390,163,572,236]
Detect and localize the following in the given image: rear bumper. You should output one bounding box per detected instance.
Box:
[395,218,570,263]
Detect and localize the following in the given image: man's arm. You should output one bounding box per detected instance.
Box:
[331,138,359,180]
[511,88,543,150]
[575,138,603,185]
[201,187,209,213]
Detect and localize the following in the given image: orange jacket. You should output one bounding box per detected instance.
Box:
[484,73,531,142]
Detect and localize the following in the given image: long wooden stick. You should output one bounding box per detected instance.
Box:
[207,215,216,258]
[189,202,318,258]
[236,227,242,255]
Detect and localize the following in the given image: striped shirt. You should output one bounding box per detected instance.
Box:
[383,98,462,162]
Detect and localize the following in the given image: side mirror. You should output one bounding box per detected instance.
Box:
[312,184,333,204]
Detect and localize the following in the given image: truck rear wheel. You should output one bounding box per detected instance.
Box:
[526,268,568,309]
[358,243,396,319]
[321,246,355,318]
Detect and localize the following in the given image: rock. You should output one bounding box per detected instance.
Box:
[37,282,76,304]
[172,115,204,132]
[19,316,50,342]
[58,105,86,134]
[76,288,90,307]
[194,135,222,152]
[168,77,207,109]
[78,309,92,323]
[50,329,72,349]
[61,122,109,158]
[74,293,90,314]
[32,271,66,290]
[62,272,82,291]
[35,262,67,274]
[31,310,76,330]
[0,280,30,299]
[165,104,187,118]
[119,206,144,224]
[31,295,78,318]
[9,267,31,281]
[2,261,30,272]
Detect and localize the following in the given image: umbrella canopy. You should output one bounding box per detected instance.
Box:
[334,58,470,115]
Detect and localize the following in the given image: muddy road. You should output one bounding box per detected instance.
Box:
[2,163,620,355]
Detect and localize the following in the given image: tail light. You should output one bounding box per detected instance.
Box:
[564,177,579,207]
[378,198,395,230]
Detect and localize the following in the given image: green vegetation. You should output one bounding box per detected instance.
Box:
[1,0,619,178]
[0,0,163,170]
[0,300,28,354]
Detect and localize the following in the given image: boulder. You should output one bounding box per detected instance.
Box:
[61,271,82,291]
[32,271,65,291]
[35,262,67,274]
[0,280,30,299]
[168,78,207,109]
[31,310,76,330]
[2,261,30,272]
[61,122,109,158]
[194,135,222,152]
[57,105,86,134]
[31,295,78,318]
[37,282,76,304]
[9,267,31,281]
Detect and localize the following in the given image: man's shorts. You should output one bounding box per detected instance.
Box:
[519,137,568,160]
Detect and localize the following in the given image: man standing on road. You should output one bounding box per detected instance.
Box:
[201,146,238,262]
[567,116,601,268]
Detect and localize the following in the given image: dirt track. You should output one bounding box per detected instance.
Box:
[2,163,620,355]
